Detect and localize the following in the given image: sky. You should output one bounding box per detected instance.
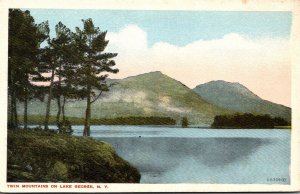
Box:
[28,9,292,107]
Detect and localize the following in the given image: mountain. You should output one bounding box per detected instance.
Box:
[19,71,232,126]
[193,80,291,122]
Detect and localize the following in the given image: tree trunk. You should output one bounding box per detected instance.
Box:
[9,91,18,129]
[83,86,91,136]
[56,96,61,125]
[56,64,62,126]
[44,68,55,130]
[13,95,18,128]
[9,70,17,129]
[8,68,12,128]
[24,86,28,129]
[8,91,14,128]
[62,95,66,122]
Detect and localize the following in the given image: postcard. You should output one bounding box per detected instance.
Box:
[0,0,300,192]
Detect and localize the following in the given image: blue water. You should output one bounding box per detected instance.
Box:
[47,125,291,184]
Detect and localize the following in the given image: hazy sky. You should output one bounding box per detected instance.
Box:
[28,9,292,107]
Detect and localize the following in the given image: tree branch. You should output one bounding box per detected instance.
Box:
[90,82,117,104]
[90,90,103,104]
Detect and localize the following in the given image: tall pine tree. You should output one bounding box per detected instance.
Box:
[73,19,118,136]
[8,9,48,129]
[42,22,73,130]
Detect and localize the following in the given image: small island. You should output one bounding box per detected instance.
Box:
[211,113,290,129]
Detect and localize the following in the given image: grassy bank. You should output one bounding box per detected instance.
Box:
[18,115,176,125]
[7,129,141,183]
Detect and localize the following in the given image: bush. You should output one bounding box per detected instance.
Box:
[181,117,188,128]
[47,161,68,181]
[57,120,73,135]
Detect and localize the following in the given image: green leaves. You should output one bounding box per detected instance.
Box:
[92,31,108,52]
[71,18,119,136]
[8,9,49,98]
[73,18,118,93]
[9,13,119,135]
[82,18,98,35]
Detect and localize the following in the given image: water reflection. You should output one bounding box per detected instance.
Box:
[69,126,290,184]
[28,125,291,184]
[99,137,283,183]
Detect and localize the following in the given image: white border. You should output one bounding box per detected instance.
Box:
[0,0,299,192]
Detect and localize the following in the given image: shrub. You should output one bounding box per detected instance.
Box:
[57,120,73,135]
[181,117,188,128]
[47,161,68,181]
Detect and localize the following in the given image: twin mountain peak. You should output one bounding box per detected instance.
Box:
[26,71,291,126]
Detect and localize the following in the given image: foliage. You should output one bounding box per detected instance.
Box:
[9,10,119,136]
[211,113,289,129]
[273,117,289,126]
[8,9,49,129]
[46,161,68,181]
[94,116,176,125]
[7,129,141,183]
[57,120,73,135]
[19,115,176,126]
[32,126,57,134]
[41,22,80,130]
[71,18,119,136]
[181,117,188,128]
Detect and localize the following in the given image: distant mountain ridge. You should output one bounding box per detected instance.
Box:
[19,71,231,126]
[18,72,290,126]
[193,80,291,122]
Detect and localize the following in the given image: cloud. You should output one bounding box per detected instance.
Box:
[107,25,148,55]
[106,25,291,107]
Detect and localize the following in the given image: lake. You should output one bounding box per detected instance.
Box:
[70,125,290,184]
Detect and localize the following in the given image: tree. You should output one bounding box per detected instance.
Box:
[72,19,118,136]
[181,117,188,128]
[8,9,48,129]
[40,46,56,130]
[52,22,73,125]
[42,22,73,130]
[273,117,289,126]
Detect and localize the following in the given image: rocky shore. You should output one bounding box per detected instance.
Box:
[7,129,141,183]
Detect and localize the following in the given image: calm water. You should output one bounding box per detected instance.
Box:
[71,126,290,184]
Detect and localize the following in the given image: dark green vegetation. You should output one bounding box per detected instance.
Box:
[193,80,291,122]
[181,117,188,128]
[8,9,48,130]
[7,9,141,183]
[8,9,118,136]
[212,113,290,129]
[19,115,176,125]
[7,129,141,183]
[71,19,119,136]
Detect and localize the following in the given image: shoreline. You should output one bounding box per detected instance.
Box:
[22,124,291,130]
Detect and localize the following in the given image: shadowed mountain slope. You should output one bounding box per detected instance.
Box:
[193,80,291,122]
[19,72,232,126]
